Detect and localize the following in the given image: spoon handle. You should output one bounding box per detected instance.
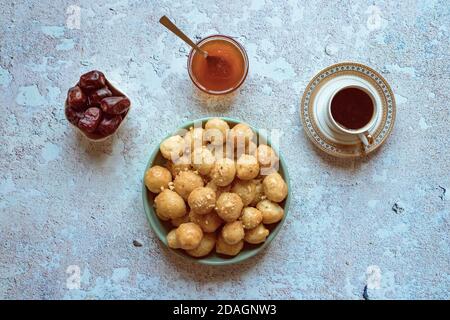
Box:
[159,16,207,57]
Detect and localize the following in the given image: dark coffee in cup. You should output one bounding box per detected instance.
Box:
[330,87,374,130]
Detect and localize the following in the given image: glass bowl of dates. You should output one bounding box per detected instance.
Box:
[65,70,131,141]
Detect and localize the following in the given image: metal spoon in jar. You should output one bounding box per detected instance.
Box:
[159,16,230,76]
[159,16,208,58]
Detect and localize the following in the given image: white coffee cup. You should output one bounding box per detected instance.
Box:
[327,85,379,146]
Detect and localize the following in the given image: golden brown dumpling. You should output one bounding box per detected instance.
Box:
[216,192,244,222]
[256,144,279,167]
[209,158,236,187]
[187,187,216,215]
[244,223,269,244]
[176,222,203,250]
[154,189,187,219]
[262,172,288,203]
[240,207,263,229]
[230,123,254,148]
[173,170,204,200]
[221,221,245,245]
[160,135,185,160]
[256,199,284,224]
[236,154,260,180]
[144,165,172,193]
[231,179,256,207]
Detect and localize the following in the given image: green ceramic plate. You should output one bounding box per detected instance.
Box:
[142,117,291,266]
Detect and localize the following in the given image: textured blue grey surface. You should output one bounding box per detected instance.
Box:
[0,0,449,300]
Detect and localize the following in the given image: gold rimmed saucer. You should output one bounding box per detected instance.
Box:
[300,62,396,158]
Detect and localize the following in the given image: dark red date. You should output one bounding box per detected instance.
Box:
[65,106,83,126]
[67,86,87,111]
[96,115,122,136]
[78,107,102,133]
[88,87,112,107]
[100,96,130,115]
[79,70,106,92]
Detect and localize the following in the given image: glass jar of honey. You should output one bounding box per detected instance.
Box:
[188,35,249,95]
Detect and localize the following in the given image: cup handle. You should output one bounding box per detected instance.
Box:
[358,132,374,146]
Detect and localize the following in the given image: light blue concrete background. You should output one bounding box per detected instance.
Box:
[0,0,449,299]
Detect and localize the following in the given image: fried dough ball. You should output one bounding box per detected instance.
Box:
[189,211,223,233]
[262,172,288,203]
[244,223,269,244]
[173,170,204,200]
[250,179,265,207]
[184,127,205,153]
[240,207,263,229]
[221,221,245,245]
[216,234,244,256]
[167,229,180,248]
[257,144,279,168]
[231,180,256,206]
[236,154,260,180]
[160,135,185,160]
[166,155,192,177]
[171,214,190,227]
[216,192,244,222]
[257,199,284,224]
[154,189,187,219]
[144,165,172,193]
[191,147,215,175]
[186,233,216,257]
[230,123,254,147]
[209,158,236,187]
[176,222,203,250]
[188,187,216,215]
[205,118,229,145]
